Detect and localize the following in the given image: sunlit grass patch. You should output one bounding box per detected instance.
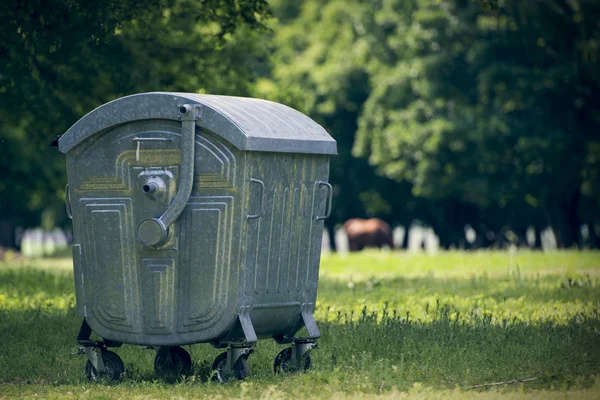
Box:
[320,250,600,280]
[1,257,74,273]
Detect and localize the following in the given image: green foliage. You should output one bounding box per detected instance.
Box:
[0,0,271,239]
[2,0,599,250]
[260,0,600,248]
[256,0,414,229]
[351,0,600,246]
[1,251,599,398]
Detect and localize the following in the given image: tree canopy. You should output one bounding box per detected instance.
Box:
[0,0,271,244]
[259,0,600,248]
[353,0,600,247]
[1,0,598,249]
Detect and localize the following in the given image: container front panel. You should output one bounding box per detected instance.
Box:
[177,195,234,333]
[78,198,139,332]
[241,153,329,337]
[67,120,243,345]
[141,257,174,333]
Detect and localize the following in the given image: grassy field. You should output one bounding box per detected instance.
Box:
[1,251,599,399]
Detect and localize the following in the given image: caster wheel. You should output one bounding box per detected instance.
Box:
[85,350,124,381]
[274,347,311,374]
[211,351,250,383]
[154,346,193,380]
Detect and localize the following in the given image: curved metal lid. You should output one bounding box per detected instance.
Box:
[58,92,337,155]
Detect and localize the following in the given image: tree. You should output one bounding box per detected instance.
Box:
[354,0,600,248]
[0,0,271,247]
[256,0,419,249]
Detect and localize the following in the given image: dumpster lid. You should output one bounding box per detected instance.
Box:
[58,92,337,155]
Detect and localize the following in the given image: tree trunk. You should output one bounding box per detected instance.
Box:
[514,227,528,248]
[551,189,582,248]
[533,227,543,250]
[402,224,410,249]
[0,220,15,249]
[475,224,494,249]
[325,220,337,252]
[587,223,599,249]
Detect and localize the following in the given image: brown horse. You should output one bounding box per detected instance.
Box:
[343,218,394,251]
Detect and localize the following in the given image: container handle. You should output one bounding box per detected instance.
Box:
[137,104,199,247]
[314,181,332,221]
[65,184,73,220]
[246,178,265,220]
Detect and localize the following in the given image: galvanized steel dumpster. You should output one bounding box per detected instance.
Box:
[56,92,336,381]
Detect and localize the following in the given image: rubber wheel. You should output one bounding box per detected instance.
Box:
[154,346,193,380]
[211,351,250,383]
[85,350,124,382]
[274,347,311,374]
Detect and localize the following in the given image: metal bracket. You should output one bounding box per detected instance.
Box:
[301,303,320,338]
[209,308,257,348]
[238,307,258,343]
[178,104,201,121]
[76,319,92,344]
[273,303,320,344]
[84,347,107,374]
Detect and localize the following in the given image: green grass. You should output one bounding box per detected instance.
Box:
[1,251,599,399]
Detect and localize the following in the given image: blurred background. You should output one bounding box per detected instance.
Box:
[1,0,599,258]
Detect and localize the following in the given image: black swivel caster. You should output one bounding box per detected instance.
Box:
[85,350,124,382]
[273,347,311,374]
[154,346,193,380]
[211,347,253,383]
[274,341,316,374]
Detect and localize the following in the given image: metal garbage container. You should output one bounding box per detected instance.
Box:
[56,92,336,381]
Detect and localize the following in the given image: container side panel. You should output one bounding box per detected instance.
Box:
[239,153,330,338]
[307,158,330,294]
[244,204,261,295]
[265,186,280,294]
[71,244,86,317]
[286,185,301,293]
[276,186,291,294]
[242,154,329,308]
[295,157,314,292]
[243,153,268,298]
